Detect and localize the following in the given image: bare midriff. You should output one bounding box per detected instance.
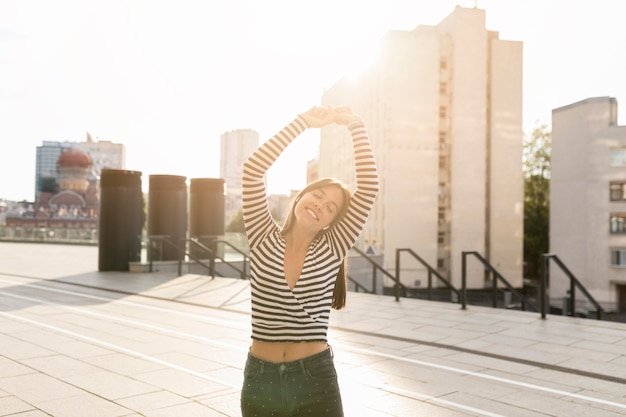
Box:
[250,340,329,363]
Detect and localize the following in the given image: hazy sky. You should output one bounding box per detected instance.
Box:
[2,0,626,201]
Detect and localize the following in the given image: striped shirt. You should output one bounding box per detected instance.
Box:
[242,116,379,343]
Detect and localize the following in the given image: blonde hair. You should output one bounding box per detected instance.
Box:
[282,178,352,309]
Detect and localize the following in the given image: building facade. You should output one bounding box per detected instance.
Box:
[35,133,125,199]
[220,129,259,226]
[319,6,523,290]
[7,147,99,241]
[551,96,626,313]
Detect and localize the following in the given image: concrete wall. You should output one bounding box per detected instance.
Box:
[551,97,626,309]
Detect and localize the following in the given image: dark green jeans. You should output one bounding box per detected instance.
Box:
[240,347,344,416]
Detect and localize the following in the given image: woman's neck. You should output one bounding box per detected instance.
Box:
[283,226,316,251]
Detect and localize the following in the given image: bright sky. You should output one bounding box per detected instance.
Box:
[2,0,626,202]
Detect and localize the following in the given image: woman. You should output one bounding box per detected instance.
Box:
[241,105,379,416]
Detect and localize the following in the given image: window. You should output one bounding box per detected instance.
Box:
[611,249,626,267]
[610,149,626,166]
[611,181,626,201]
[439,106,447,119]
[610,213,626,233]
[439,132,447,150]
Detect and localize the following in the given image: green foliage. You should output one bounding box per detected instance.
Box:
[226,209,245,233]
[523,125,551,279]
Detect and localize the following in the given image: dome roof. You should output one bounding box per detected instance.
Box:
[58,148,92,169]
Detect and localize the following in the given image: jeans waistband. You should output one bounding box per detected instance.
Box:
[247,345,334,375]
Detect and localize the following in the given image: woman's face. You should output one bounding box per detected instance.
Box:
[294,185,346,232]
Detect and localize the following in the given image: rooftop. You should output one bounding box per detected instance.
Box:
[0,241,625,416]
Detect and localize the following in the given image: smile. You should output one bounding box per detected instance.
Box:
[305,208,319,221]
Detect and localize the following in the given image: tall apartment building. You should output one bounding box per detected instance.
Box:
[220,129,259,225]
[551,97,626,313]
[319,6,523,290]
[35,134,125,199]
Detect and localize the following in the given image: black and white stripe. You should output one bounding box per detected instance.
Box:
[242,116,378,342]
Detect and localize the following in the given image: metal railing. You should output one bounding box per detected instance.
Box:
[350,246,406,300]
[396,248,460,303]
[461,251,536,312]
[206,237,250,280]
[541,253,605,320]
[146,235,249,280]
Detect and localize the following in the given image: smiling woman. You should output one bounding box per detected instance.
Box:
[239,105,379,416]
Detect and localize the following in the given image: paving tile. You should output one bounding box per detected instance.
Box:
[529,341,619,363]
[132,368,228,398]
[141,401,226,417]
[3,411,51,417]
[439,391,549,417]
[0,372,85,404]
[0,356,37,378]
[83,352,166,375]
[62,370,159,400]
[0,333,54,360]
[573,339,626,356]
[557,356,626,380]
[21,354,105,378]
[36,394,132,417]
[497,388,624,417]
[0,395,35,415]
[194,388,241,417]
[114,390,189,413]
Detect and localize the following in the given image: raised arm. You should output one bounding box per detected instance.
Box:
[327,108,379,256]
[242,107,335,247]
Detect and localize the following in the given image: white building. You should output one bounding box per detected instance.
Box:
[551,96,626,313]
[80,134,126,175]
[220,129,259,225]
[319,6,523,290]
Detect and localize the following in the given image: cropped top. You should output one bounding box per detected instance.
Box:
[242,116,379,343]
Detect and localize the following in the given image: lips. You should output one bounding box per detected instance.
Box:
[305,207,319,221]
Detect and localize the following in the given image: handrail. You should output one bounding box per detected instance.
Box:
[462,251,536,312]
[147,235,177,272]
[146,235,249,280]
[541,253,605,320]
[183,238,214,277]
[208,239,250,279]
[347,272,375,293]
[185,237,249,280]
[350,246,406,301]
[396,248,460,303]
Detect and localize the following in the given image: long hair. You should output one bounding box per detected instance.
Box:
[331,257,348,310]
[282,178,351,310]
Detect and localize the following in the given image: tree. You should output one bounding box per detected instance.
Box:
[523,124,551,280]
[226,209,245,233]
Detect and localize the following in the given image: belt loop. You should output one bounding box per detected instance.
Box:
[299,359,306,374]
[259,360,265,375]
[328,344,334,358]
